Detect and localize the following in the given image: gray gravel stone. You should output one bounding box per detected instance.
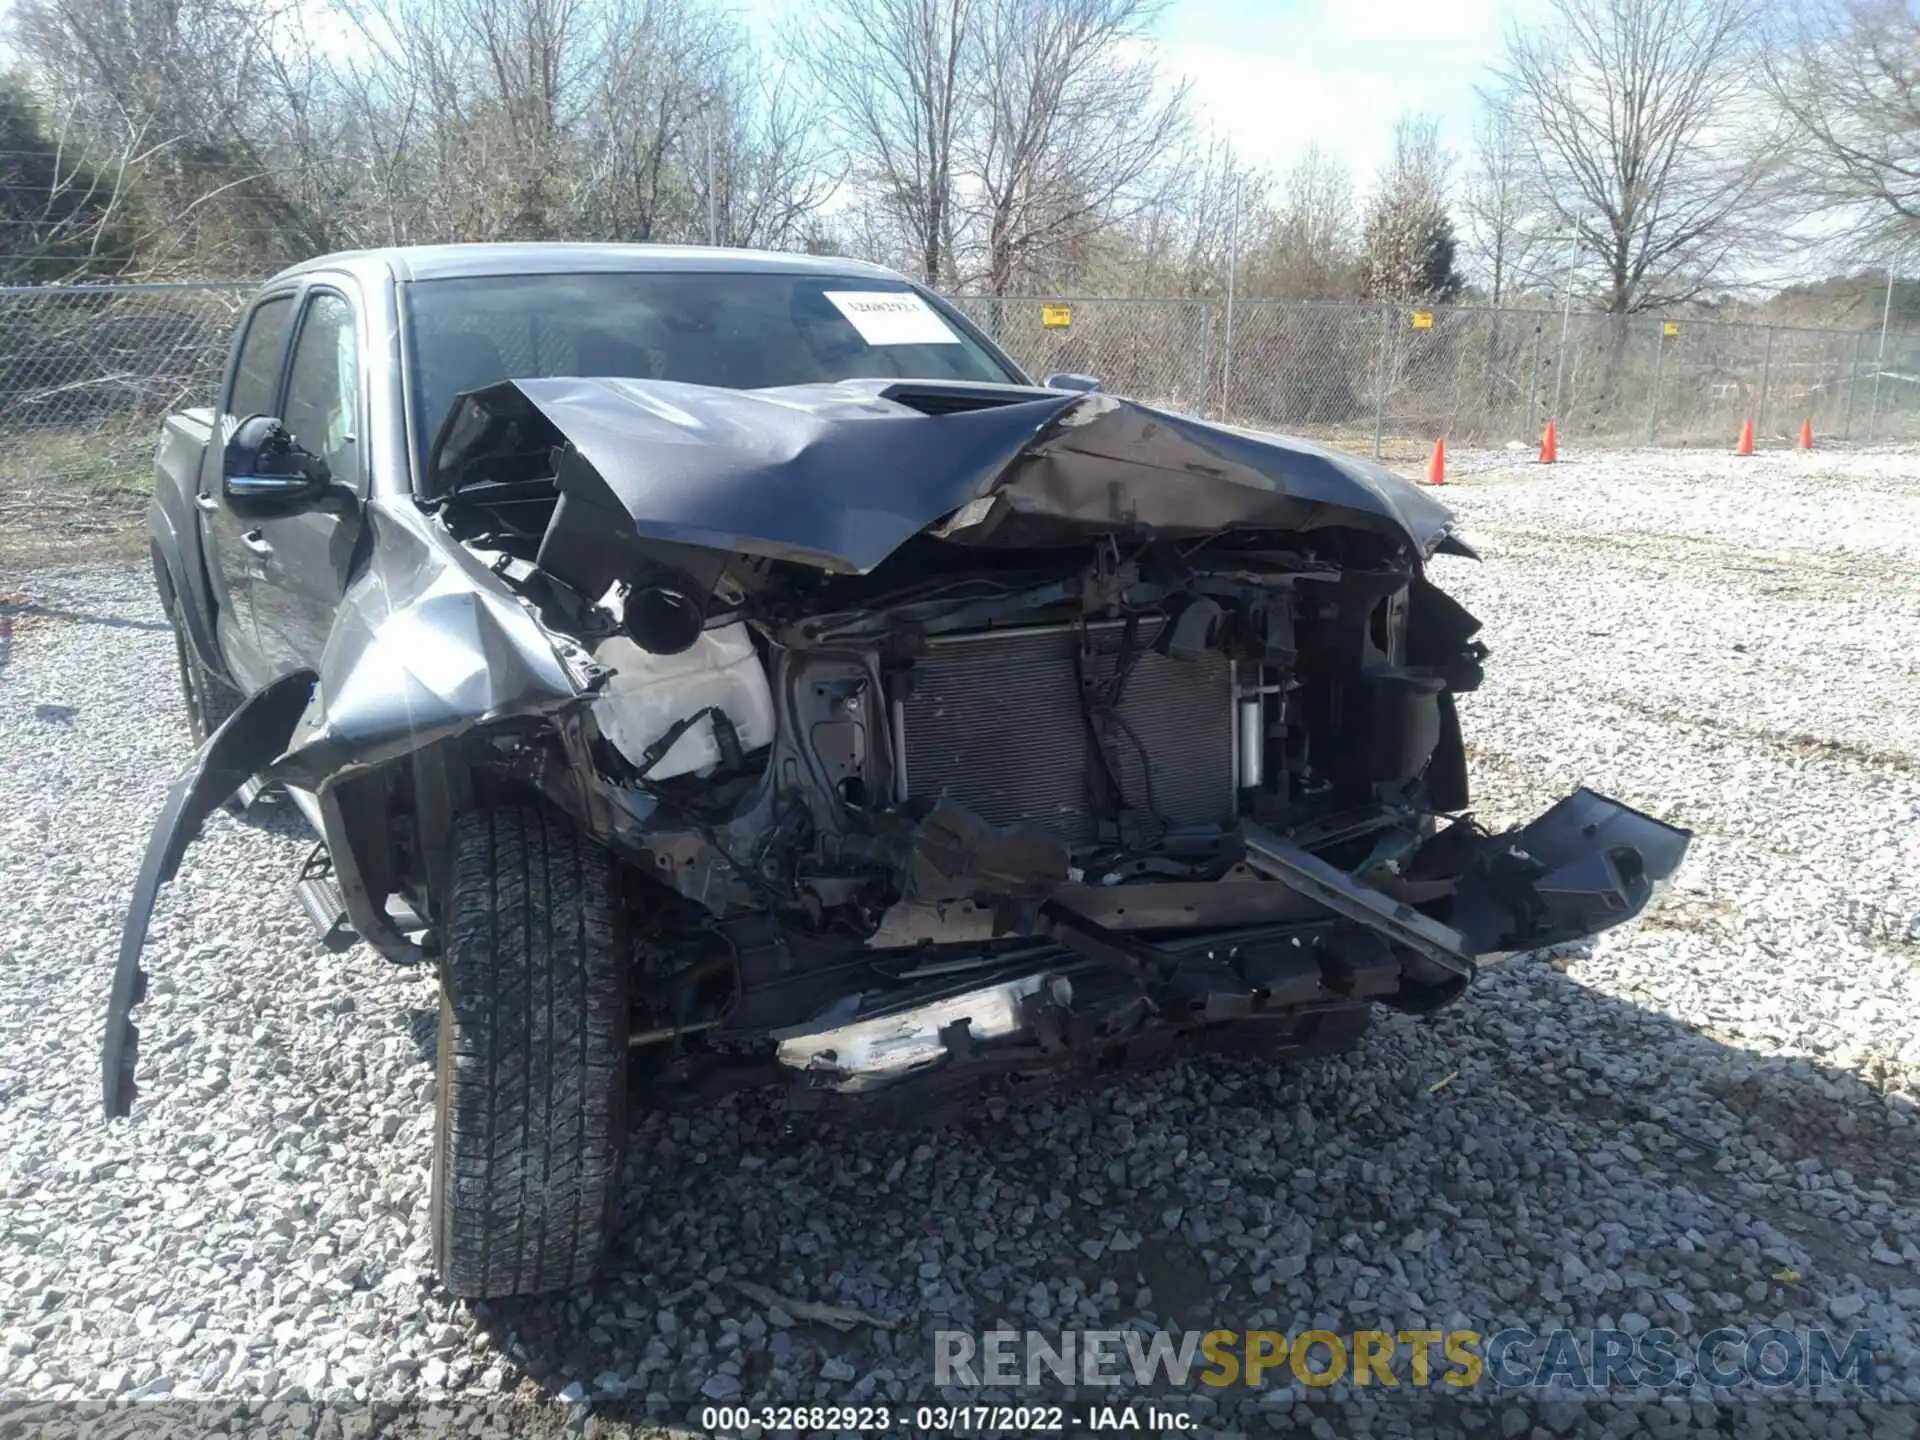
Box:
[2,447,1917,1429]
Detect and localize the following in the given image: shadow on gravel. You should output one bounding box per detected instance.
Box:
[434,961,1917,1430]
[233,791,319,838]
[0,589,167,688]
[406,1007,438,1064]
[0,597,169,634]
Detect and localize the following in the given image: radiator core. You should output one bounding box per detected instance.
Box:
[900,621,1236,847]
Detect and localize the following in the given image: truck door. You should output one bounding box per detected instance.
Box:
[249,286,365,674]
[195,291,296,689]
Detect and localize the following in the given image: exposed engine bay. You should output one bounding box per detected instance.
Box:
[397,377,1690,1107]
[107,375,1690,1118]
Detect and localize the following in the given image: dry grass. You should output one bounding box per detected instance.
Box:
[0,423,152,568]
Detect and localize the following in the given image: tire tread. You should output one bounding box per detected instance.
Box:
[432,807,626,1298]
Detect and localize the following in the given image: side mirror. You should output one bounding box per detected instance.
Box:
[223,415,338,516]
[1042,372,1101,393]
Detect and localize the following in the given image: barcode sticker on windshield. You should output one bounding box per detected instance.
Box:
[823,291,961,345]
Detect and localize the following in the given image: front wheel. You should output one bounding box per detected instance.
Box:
[429,807,630,1298]
[164,590,242,743]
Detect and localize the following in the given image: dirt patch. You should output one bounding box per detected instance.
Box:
[1475,524,1920,599]
[1705,1060,1920,1196]
[0,515,146,570]
[0,589,73,639]
[1638,893,1745,940]
[1130,1237,1218,1324]
[0,423,152,571]
[1602,692,1920,777]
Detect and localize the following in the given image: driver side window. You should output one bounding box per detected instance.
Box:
[228,295,293,420]
[281,292,361,493]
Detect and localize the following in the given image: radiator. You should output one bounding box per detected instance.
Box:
[900,621,1236,846]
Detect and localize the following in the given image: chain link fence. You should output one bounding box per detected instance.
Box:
[1,280,1916,537]
[0,282,250,539]
[955,295,1920,459]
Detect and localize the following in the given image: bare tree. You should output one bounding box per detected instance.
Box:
[1107,129,1267,296]
[1462,85,1542,303]
[791,0,975,286]
[963,0,1188,294]
[717,78,843,251]
[1762,1,1920,263]
[0,80,149,279]
[364,0,834,247]
[13,0,343,272]
[564,0,743,242]
[8,0,834,272]
[1243,143,1357,298]
[1501,0,1778,313]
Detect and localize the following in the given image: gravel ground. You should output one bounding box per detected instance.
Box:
[3,444,1920,1437]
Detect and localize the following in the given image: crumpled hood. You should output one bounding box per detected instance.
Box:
[428,376,1458,574]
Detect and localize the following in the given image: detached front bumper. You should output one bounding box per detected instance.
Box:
[1444,788,1692,956]
[767,788,1690,1101]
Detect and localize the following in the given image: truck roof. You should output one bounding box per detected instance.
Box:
[272,242,911,287]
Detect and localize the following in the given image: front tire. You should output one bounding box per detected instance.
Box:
[164,590,242,743]
[161,584,250,814]
[430,807,629,1298]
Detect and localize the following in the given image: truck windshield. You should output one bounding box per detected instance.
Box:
[404,270,1022,446]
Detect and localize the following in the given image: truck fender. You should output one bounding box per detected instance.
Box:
[103,669,316,1118]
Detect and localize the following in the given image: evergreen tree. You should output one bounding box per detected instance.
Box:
[1361,114,1464,303]
[1362,186,1464,302]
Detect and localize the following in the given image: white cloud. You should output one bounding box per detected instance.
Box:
[733,0,1540,199]
[1154,0,1542,189]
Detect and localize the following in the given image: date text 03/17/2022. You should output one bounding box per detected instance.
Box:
[698,1404,1193,1433]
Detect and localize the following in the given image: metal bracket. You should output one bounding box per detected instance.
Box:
[1239,823,1473,979]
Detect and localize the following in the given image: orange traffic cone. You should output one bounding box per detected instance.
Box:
[1736,416,1755,455]
[1539,419,1558,464]
[1798,418,1814,451]
[1426,438,1446,485]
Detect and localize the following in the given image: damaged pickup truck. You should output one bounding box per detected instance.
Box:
[114,243,1689,1298]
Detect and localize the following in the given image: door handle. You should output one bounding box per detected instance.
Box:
[240,529,273,557]
[194,491,218,513]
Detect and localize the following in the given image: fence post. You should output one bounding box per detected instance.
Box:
[1756,325,1775,438]
[1197,301,1213,418]
[1647,323,1665,444]
[1221,298,1237,422]
[1867,329,1889,445]
[1371,304,1391,461]
[1525,318,1545,441]
[1867,258,1897,444]
[1842,330,1862,441]
[1551,302,1573,425]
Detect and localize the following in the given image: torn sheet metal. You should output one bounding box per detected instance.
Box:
[267,523,586,787]
[1246,788,1691,976]
[108,519,589,1114]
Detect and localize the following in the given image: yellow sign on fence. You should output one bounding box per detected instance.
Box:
[1663,320,1680,337]
[1411,310,1434,330]
[1041,304,1072,329]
